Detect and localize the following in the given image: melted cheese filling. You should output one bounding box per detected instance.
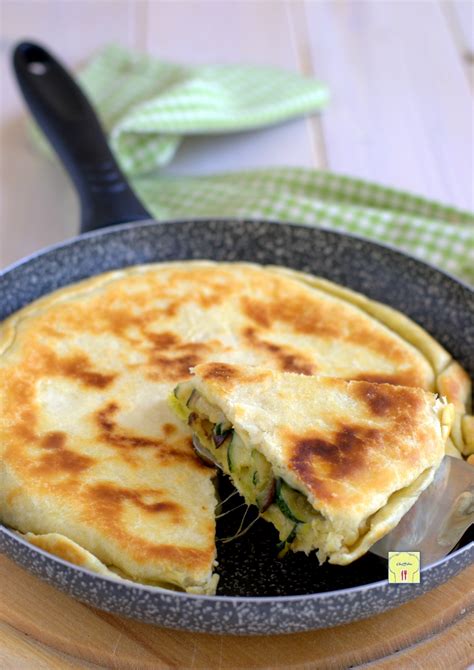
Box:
[171,385,345,561]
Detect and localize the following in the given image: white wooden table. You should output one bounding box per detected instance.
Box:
[0,0,472,270]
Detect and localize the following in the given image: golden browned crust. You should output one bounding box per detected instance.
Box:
[282,382,433,509]
[237,288,431,386]
[196,361,271,388]
[192,363,445,513]
[0,261,435,388]
[0,261,469,584]
[267,266,472,456]
[0,266,228,591]
[190,363,450,561]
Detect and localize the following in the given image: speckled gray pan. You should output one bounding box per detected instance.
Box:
[1,219,473,635]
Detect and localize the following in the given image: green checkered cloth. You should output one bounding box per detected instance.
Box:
[77,45,330,174]
[133,170,474,283]
[36,45,474,284]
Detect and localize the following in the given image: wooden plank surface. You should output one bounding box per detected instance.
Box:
[0,621,100,670]
[0,0,140,268]
[0,555,472,669]
[372,612,474,669]
[303,0,474,210]
[450,0,474,54]
[147,0,319,176]
[3,617,472,670]
[444,0,474,90]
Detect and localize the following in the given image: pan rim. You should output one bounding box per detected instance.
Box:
[1,216,472,296]
[1,524,472,603]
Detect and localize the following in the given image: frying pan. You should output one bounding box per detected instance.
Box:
[1,41,472,635]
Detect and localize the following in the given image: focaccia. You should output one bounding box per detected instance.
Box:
[1,261,469,591]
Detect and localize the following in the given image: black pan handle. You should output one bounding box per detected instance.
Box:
[13,41,152,233]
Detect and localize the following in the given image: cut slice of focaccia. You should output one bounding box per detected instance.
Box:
[171,363,454,565]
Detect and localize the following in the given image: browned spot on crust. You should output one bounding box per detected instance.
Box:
[2,353,114,466]
[241,295,339,337]
[12,408,37,443]
[353,381,425,418]
[76,479,214,571]
[56,303,179,347]
[198,362,238,381]
[96,403,161,449]
[147,353,202,382]
[41,325,63,338]
[41,431,67,449]
[91,482,182,515]
[76,481,215,571]
[355,385,394,417]
[91,271,237,343]
[242,327,317,375]
[99,308,144,342]
[165,268,236,309]
[146,332,180,349]
[4,374,38,442]
[40,351,116,389]
[145,335,218,382]
[287,426,380,501]
[34,444,94,476]
[241,296,272,328]
[58,354,116,389]
[138,543,213,564]
[197,362,271,389]
[86,482,184,527]
[95,403,210,470]
[3,378,95,479]
[240,292,416,370]
[162,423,177,436]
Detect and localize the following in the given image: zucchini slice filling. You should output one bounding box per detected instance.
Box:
[171,383,339,559]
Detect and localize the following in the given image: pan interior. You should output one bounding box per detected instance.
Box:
[215,477,390,596]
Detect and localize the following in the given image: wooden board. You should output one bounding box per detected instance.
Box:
[0,555,472,669]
